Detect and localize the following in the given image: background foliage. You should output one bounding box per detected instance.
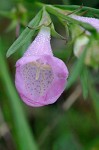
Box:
[0,0,99,150]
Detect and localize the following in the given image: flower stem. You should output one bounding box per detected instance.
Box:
[0,42,38,150]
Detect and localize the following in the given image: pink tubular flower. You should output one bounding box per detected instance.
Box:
[15,26,69,107]
[71,15,99,32]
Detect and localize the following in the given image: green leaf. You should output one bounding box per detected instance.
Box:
[66,41,90,89]
[55,5,99,17]
[80,67,89,99]
[65,23,70,42]
[6,9,42,57]
[46,5,97,34]
[51,23,66,40]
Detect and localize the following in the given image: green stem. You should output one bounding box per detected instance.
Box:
[0,49,38,150]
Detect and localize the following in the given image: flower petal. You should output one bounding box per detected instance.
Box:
[15,27,69,107]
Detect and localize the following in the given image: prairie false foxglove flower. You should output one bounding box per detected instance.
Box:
[15,26,69,107]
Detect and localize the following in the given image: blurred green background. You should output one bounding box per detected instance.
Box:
[0,0,99,150]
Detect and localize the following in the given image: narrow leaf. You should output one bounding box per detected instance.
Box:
[80,67,89,99]
[55,5,99,17]
[51,23,66,40]
[46,5,97,34]
[66,42,90,89]
[6,9,42,57]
